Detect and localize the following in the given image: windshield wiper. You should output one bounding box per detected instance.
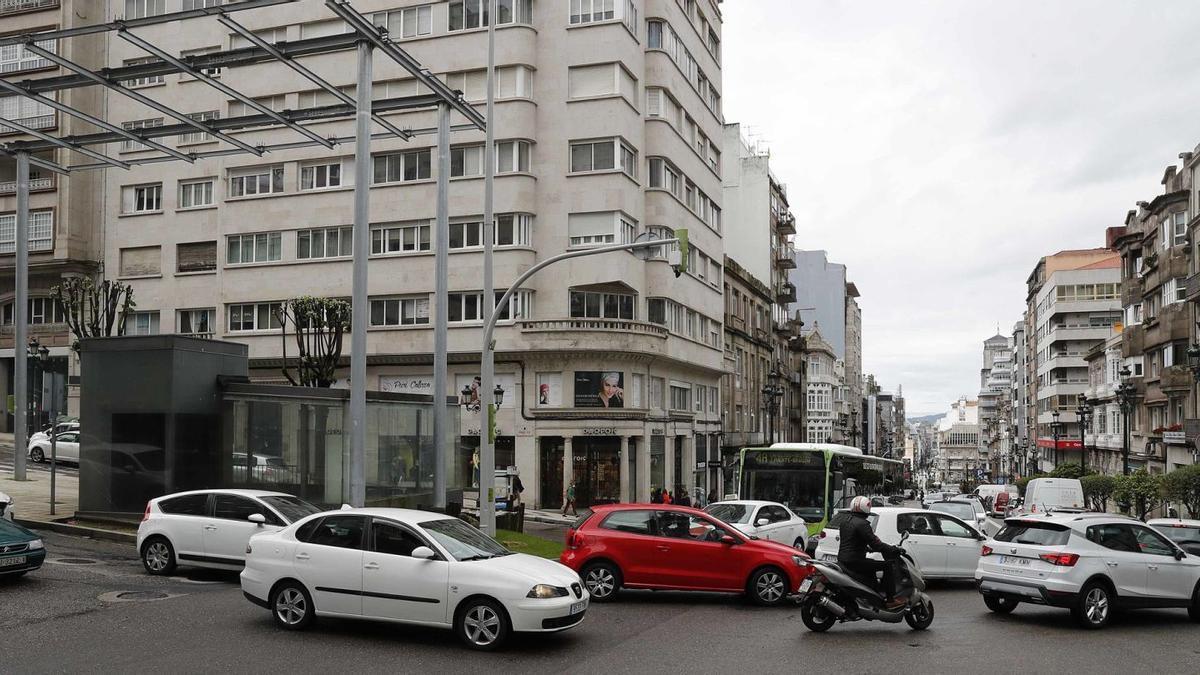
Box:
[459,554,495,561]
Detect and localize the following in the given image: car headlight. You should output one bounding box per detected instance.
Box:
[27,539,43,550]
[526,584,569,599]
[792,555,810,567]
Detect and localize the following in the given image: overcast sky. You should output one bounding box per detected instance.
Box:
[721,0,1200,416]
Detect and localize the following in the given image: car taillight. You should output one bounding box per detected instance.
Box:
[566,530,584,550]
[142,502,151,522]
[1039,552,1079,566]
[981,545,993,556]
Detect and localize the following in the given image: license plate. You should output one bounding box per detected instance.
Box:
[799,578,814,593]
[0,555,26,567]
[570,600,586,615]
[821,554,838,562]
[1000,555,1030,567]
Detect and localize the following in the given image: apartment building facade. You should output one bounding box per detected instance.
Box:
[98,0,728,509]
[801,328,837,444]
[0,0,109,429]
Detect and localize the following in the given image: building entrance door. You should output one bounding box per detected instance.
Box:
[539,437,563,510]
[572,437,621,507]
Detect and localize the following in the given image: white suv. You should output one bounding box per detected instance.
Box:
[137,489,322,575]
[976,513,1200,628]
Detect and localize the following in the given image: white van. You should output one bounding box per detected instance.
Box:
[1021,478,1084,514]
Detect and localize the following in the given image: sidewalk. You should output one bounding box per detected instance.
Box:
[0,464,79,523]
[523,507,578,526]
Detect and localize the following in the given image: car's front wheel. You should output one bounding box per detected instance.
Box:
[1073,581,1113,629]
[582,561,622,602]
[456,598,510,651]
[747,566,788,607]
[984,595,1019,614]
[140,536,177,576]
[271,582,314,630]
[1188,582,1200,623]
[30,447,44,463]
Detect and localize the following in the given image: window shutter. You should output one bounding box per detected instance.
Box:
[568,64,616,98]
[119,246,161,277]
[567,212,615,238]
[177,241,217,272]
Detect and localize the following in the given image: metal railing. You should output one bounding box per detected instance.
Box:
[0,176,53,194]
[0,114,55,134]
[518,318,669,338]
[0,0,58,15]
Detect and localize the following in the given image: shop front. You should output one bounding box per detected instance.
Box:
[572,435,621,507]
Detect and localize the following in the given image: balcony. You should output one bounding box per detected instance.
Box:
[1186,273,1200,302]
[517,318,670,355]
[0,0,57,15]
[773,242,796,268]
[775,211,796,236]
[775,281,796,304]
[1160,365,1193,392]
[0,176,54,195]
[0,114,55,135]
[520,318,668,338]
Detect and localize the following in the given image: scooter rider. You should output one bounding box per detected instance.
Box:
[838,495,904,609]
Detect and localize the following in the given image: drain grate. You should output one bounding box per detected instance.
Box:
[116,591,169,600]
[53,558,99,565]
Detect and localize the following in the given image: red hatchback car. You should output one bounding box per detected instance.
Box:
[560,504,813,606]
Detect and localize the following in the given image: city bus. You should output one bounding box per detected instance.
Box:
[734,443,906,534]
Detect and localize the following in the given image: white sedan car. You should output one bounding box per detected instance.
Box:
[241,508,588,651]
[1149,518,1200,555]
[28,431,80,464]
[0,490,13,521]
[814,507,987,579]
[704,500,809,547]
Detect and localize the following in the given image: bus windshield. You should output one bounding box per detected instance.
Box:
[743,468,826,520]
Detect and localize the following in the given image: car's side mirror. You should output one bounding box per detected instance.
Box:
[411,546,437,560]
[720,535,737,545]
[1174,549,1186,560]
[248,513,266,525]
[898,531,910,546]
[756,518,769,527]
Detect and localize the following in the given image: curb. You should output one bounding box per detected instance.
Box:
[525,514,574,527]
[15,518,137,545]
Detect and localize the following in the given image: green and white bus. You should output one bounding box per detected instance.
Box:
[734,443,906,535]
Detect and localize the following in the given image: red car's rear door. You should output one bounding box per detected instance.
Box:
[593,508,663,586]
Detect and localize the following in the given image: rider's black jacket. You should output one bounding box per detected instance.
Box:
[837,511,896,564]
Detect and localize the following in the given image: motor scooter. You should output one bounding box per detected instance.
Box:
[796,532,934,632]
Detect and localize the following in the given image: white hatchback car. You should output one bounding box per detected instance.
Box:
[704,500,809,547]
[137,489,322,575]
[977,513,1200,628]
[28,431,81,464]
[240,508,588,650]
[814,507,986,579]
[1149,518,1200,556]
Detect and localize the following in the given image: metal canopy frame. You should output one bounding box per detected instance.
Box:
[1,0,486,502]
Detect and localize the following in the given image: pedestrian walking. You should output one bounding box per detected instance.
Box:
[561,481,577,516]
[678,491,691,508]
[663,490,673,505]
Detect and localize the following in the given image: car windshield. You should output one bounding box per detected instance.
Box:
[930,502,975,520]
[1159,526,1200,545]
[705,503,752,524]
[421,518,510,561]
[743,468,827,520]
[259,496,322,523]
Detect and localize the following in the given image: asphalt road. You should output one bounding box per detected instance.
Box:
[3,530,1199,674]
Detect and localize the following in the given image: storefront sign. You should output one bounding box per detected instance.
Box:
[1164,431,1187,445]
[695,461,707,471]
[1036,438,1082,449]
[651,428,664,435]
[582,427,618,436]
[574,371,624,408]
[379,375,434,394]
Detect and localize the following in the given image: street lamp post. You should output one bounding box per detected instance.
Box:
[1116,366,1136,476]
[1050,410,1063,469]
[461,382,505,498]
[761,369,784,445]
[1077,398,1092,475]
[27,337,55,514]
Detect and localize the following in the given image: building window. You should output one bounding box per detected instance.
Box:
[178,308,215,336]
[373,149,431,183]
[1162,278,1187,306]
[567,211,636,247]
[0,211,52,253]
[298,226,353,259]
[121,118,164,152]
[449,290,532,323]
[372,4,433,38]
[227,232,282,265]
[300,161,343,190]
[370,296,430,326]
[230,166,284,197]
[496,140,531,173]
[0,94,55,133]
[125,0,165,19]
[0,39,55,75]
[125,311,160,335]
[496,65,534,98]
[228,302,283,332]
[177,241,217,273]
[569,138,636,177]
[447,216,532,249]
[669,383,690,411]
[567,63,636,102]
[178,179,215,209]
[179,110,219,144]
[372,221,430,254]
[1,299,64,326]
[122,183,163,214]
[647,157,682,197]
[180,46,223,78]
[569,290,635,320]
[451,145,483,177]
[570,0,614,24]
[119,245,161,277]
[450,0,531,30]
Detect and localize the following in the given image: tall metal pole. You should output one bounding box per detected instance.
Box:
[13,152,29,482]
[432,102,450,509]
[479,0,498,535]
[348,40,372,507]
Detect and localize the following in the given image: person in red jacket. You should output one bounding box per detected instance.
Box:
[663,490,673,504]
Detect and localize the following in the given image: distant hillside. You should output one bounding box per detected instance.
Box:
[907,413,942,425]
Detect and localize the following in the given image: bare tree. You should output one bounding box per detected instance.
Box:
[276,297,352,388]
[50,277,136,351]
